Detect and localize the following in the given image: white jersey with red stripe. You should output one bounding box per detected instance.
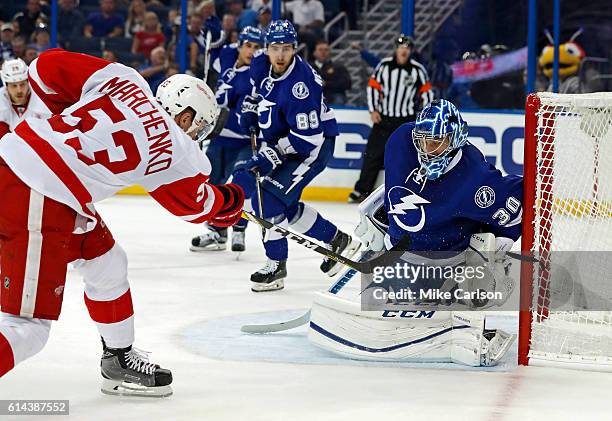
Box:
[0,49,223,232]
[0,86,51,133]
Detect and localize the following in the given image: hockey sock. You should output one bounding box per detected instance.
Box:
[263,215,289,261]
[84,290,135,349]
[0,314,51,376]
[76,244,135,349]
[288,202,337,243]
[0,330,15,377]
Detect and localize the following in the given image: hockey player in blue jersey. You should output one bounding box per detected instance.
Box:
[308,99,519,366]
[234,20,360,292]
[190,26,265,253]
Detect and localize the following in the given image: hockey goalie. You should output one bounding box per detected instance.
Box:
[308,100,521,366]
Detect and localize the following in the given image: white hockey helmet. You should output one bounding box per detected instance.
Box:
[156,73,218,143]
[1,58,28,85]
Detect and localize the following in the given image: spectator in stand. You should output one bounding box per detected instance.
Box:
[1,23,15,62]
[57,0,85,45]
[138,45,168,92]
[84,0,125,38]
[339,0,357,29]
[310,40,351,104]
[125,0,147,38]
[166,62,179,77]
[249,0,271,11]
[188,13,204,74]
[102,49,118,62]
[196,0,216,20]
[132,11,165,60]
[228,29,239,44]
[256,5,271,32]
[284,0,324,52]
[29,23,50,54]
[11,37,26,61]
[226,0,257,31]
[23,45,38,64]
[222,13,237,38]
[13,0,47,41]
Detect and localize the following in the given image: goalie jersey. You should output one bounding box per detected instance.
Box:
[249,52,338,157]
[384,122,523,251]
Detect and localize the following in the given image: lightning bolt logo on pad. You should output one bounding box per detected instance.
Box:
[387,186,430,232]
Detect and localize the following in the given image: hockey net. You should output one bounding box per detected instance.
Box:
[519,92,612,370]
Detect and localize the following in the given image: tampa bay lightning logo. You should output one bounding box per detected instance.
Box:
[292,82,309,99]
[387,186,430,232]
[474,185,495,208]
[261,78,274,96]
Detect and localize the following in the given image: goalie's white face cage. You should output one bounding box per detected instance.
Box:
[519,92,612,371]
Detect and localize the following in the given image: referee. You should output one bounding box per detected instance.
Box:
[349,34,433,203]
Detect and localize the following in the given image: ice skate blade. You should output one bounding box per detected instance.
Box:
[101,379,173,398]
[189,244,227,252]
[251,279,284,292]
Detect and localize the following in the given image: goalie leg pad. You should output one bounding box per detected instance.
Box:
[308,292,514,366]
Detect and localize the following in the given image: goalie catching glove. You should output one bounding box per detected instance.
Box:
[209,183,245,227]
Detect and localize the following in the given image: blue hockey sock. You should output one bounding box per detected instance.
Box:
[288,202,337,244]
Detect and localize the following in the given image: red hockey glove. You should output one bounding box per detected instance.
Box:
[209,183,245,227]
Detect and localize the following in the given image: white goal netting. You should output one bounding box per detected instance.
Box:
[525,92,612,370]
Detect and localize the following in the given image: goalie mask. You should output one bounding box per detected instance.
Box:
[156,74,219,143]
[412,99,468,180]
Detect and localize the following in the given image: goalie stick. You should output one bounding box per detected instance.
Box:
[241,211,410,274]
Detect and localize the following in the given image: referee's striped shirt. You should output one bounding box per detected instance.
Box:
[367,57,433,118]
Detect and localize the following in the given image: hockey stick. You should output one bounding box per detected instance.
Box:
[202,30,213,85]
[249,129,265,236]
[241,211,410,274]
[240,252,376,334]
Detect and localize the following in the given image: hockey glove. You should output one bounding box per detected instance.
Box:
[239,95,259,136]
[231,168,256,198]
[209,183,245,227]
[236,145,284,177]
[195,15,223,51]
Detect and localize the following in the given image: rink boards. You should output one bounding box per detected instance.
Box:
[118,108,525,201]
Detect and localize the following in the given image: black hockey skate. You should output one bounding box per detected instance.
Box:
[251,259,286,292]
[100,339,172,397]
[320,230,361,277]
[190,228,227,252]
[232,226,246,252]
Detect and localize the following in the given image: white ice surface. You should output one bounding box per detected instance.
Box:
[1,197,611,421]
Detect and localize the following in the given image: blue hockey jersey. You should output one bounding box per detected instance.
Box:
[384,122,523,252]
[213,43,240,75]
[249,52,339,157]
[213,44,253,147]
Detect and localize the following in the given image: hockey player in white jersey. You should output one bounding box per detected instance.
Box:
[0,58,50,136]
[0,49,244,396]
[308,100,519,366]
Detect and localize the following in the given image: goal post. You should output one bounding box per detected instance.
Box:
[519,92,612,371]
